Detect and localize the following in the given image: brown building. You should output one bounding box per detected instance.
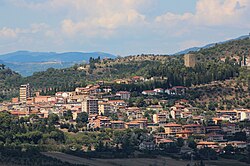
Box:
[184,54,196,67]
[164,123,182,136]
[82,97,99,115]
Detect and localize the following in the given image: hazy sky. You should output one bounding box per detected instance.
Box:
[0,0,249,56]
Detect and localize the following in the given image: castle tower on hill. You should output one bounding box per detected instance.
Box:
[184,54,196,68]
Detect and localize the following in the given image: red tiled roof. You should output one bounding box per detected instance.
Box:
[165,123,182,127]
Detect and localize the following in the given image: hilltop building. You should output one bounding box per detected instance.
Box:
[19,83,31,102]
[184,54,196,67]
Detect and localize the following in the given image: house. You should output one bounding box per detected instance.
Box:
[114,79,132,84]
[197,141,219,150]
[212,117,223,125]
[157,139,175,149]
[193,116,205,124]
[170,109,181,119]
[153,88,164,94]
[125,122,141,129]
[126,107,143,120]
[89,116,111,129]
[184,107,200,112]
[131,76,144,83]
[165,86,186,95]
[134,119,148,129]
[153,111,169,126]
[108,100,126,107]
[205,126,222,134]
[183,124,205,134]
[110,120,125,129]
[180,111,192,118]
[221,123,240,136]
[102,86,112,93]
[108,100,127,111]
[227,141,248,149]
[216,110,238,122]
[116,91,131,100]
[34,96,51,103]
[164,123,182,136]
[239,110,250,121]
[98,102,111,116]
[142,90,157,96]
[176,130,193,139]
[139,142,156,151]
[12,98,19,103]
[171,104,185,111]
[206,133,224,142]
[147,105,163,112]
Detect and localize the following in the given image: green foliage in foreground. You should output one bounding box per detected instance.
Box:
[0,112,65,146]
[0,146,83,166]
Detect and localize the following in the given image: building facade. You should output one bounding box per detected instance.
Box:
[82,98,99,115]
[184,54,196,67]
[19,83,31,103]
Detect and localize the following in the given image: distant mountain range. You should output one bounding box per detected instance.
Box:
[0,51,116,76]
[175,34,250,55]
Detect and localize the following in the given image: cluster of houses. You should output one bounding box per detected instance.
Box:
[1,79,250,153]
[142,86,186,96]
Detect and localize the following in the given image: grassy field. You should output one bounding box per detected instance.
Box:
[42,152,250,166]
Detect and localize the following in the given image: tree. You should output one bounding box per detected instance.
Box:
[63,110,73,121]
[188,137,197,149]
[176,137,184,147]
[158,127,165,133]
[234,132,247,141]
[223,145,235,154]
[47,113,59,125]
[76,112,88,124]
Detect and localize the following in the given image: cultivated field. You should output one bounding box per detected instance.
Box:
[42,152,250,166]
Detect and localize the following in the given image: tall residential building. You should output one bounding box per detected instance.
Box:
[184,54,196,67]
[82,97,99,115]
[19,83,31,102]
[98,102,111,116]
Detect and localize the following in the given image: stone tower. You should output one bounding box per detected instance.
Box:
[184,54,196,68]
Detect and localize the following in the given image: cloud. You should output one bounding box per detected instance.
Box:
[61,10,145,37]
[4,0,250,55]
[155,0,250,28]
[0,27,19,38]
[10,0,148,38]
[194,0,250,26]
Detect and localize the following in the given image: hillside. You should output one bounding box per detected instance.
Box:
[0,51,116,76]
[0,68,22,101]
[175,34,250,55]
[186,67,250,110]
[0,37,249,101]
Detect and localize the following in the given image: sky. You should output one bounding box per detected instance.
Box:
[0,0,250,56]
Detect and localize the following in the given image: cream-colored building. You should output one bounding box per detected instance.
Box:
[98,102,111,116]
[19,83,31,102]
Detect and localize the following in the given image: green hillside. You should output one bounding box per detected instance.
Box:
[0,37,249,101]
[0,68,22,101]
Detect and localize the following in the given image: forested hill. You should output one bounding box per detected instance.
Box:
[191,37,250,61]
[0,67,22,101]
[0,37,250,101]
